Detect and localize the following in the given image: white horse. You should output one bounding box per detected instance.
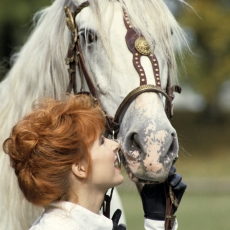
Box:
[0,0,188,229]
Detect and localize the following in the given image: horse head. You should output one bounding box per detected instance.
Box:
[70,0,187,184]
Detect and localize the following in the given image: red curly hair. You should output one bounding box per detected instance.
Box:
[3,94,105,207]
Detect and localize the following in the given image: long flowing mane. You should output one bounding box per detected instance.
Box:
[0,0,188,228]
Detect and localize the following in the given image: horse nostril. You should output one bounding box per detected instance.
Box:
[131,133,141,149]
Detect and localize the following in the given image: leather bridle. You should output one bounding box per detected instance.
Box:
[64,2,180,229]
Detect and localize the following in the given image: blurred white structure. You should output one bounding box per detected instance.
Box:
[219,80,230,112]
[174,84,206,112]
[174,81,230,112]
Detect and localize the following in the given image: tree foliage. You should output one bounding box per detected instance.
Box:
[177,0,230,115]
[0,0,51,80]
[0,0,50,23]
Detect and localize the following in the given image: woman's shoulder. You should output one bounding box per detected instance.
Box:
[29,213,82,230]
[29,203,80,230]
[29,202,113,230]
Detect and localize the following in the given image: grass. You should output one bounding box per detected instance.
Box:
[116,112,230,230]
[117,188,230,230]
[177,193,230,230]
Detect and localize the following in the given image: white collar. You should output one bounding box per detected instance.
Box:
[46,201,113,230]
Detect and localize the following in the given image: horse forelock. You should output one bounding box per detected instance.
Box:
[86,0,189,84]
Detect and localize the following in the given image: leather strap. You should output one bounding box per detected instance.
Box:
[105,84,171,138]
[164,182,178,230]
[114,84,170,132]
[165,65,182,119]
[102,188,114,218]
[65,2,98,99]
[77,39,99,98]
[123,10,161,87]
[75,1,89,14]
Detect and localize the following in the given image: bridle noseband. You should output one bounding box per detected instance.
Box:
[64,2,180,228]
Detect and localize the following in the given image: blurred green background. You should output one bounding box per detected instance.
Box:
[0,0,230,229]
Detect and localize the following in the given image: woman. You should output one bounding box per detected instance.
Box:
[3,94,186,230]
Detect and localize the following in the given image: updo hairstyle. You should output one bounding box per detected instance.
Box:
[3,94,105,207]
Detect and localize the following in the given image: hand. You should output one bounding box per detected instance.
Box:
[140,166,187,221]
[112,209,126,230]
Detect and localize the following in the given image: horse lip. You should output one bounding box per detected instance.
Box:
[129,168,169,184]
[124,165,166,184]
[121,147,175,183]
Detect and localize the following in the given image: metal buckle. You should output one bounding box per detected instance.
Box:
[166,215,176,229]
[64,6,78,42]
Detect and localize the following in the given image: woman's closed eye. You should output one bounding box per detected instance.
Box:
[100,135,105,145]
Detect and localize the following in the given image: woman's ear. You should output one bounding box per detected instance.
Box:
[71,161,87,179]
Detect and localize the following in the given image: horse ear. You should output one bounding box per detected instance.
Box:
[71,161,87,179]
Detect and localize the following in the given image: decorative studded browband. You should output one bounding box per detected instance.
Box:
[64,2,180,229]
[123,10,161,87]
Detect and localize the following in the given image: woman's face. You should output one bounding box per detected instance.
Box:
[89,134,124,191]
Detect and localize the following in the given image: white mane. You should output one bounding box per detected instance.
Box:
[0,0,72,133]
[0,0,77,228]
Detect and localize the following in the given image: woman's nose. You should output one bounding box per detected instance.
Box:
[111,139,120,151]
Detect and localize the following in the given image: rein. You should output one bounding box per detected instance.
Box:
[64,2,180,229]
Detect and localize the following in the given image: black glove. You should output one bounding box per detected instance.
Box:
[112,209,126,230]
[140,166,187,221]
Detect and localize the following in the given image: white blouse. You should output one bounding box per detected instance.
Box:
[29,201,177,230]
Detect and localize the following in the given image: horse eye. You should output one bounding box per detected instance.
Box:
[81,30,97,44]
[87,32,97,44]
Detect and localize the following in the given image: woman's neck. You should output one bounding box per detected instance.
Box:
[69,183,107,214]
